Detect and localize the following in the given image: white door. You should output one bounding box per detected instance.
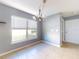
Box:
[65,19,79,44]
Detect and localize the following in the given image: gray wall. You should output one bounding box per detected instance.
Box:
[42,14,62,46]
[64,15,79,44]
[0,3,41,54]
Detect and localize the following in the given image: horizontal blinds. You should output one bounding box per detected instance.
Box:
[12,16,27,29]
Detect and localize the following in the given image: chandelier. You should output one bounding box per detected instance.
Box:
[33,0,47,21]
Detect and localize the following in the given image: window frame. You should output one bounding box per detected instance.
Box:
[11,16,38,44]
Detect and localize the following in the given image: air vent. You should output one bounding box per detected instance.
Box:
[0,22,6,24]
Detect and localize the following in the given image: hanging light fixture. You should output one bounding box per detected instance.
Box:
[33,0,47,21]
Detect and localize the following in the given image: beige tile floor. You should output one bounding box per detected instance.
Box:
[0,42,79,59]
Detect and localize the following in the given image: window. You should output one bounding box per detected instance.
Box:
[11,16,38,44]
[28,20,37,40]
[11,16,27,44]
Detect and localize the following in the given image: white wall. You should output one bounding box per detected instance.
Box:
[42,14,62,46]
[64,15,79,44]
[0,3,42,54]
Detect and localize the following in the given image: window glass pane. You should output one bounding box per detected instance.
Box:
[12,16,27,29]
[11,16,27,44]
[12,29,26,43]
[28,20,37,39]
[28,20,37,28]
[28,28,37,39]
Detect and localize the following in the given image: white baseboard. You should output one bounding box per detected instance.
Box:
[0,40,41,57]
[63,41,79,45]
[43,40,61,47]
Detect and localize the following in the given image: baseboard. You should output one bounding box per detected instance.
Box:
[43,40,61,47]
[0,40,41,57]
[63,41,79,45]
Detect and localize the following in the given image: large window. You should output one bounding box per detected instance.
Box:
[11,16,37,44]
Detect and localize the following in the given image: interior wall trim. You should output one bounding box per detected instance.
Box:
[43,40,62,47]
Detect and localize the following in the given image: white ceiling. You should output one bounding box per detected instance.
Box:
[1,0,79,17]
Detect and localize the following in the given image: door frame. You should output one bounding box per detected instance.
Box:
[60,16,65,44]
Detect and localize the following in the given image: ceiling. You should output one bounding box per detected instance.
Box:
[1,0,79,17]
